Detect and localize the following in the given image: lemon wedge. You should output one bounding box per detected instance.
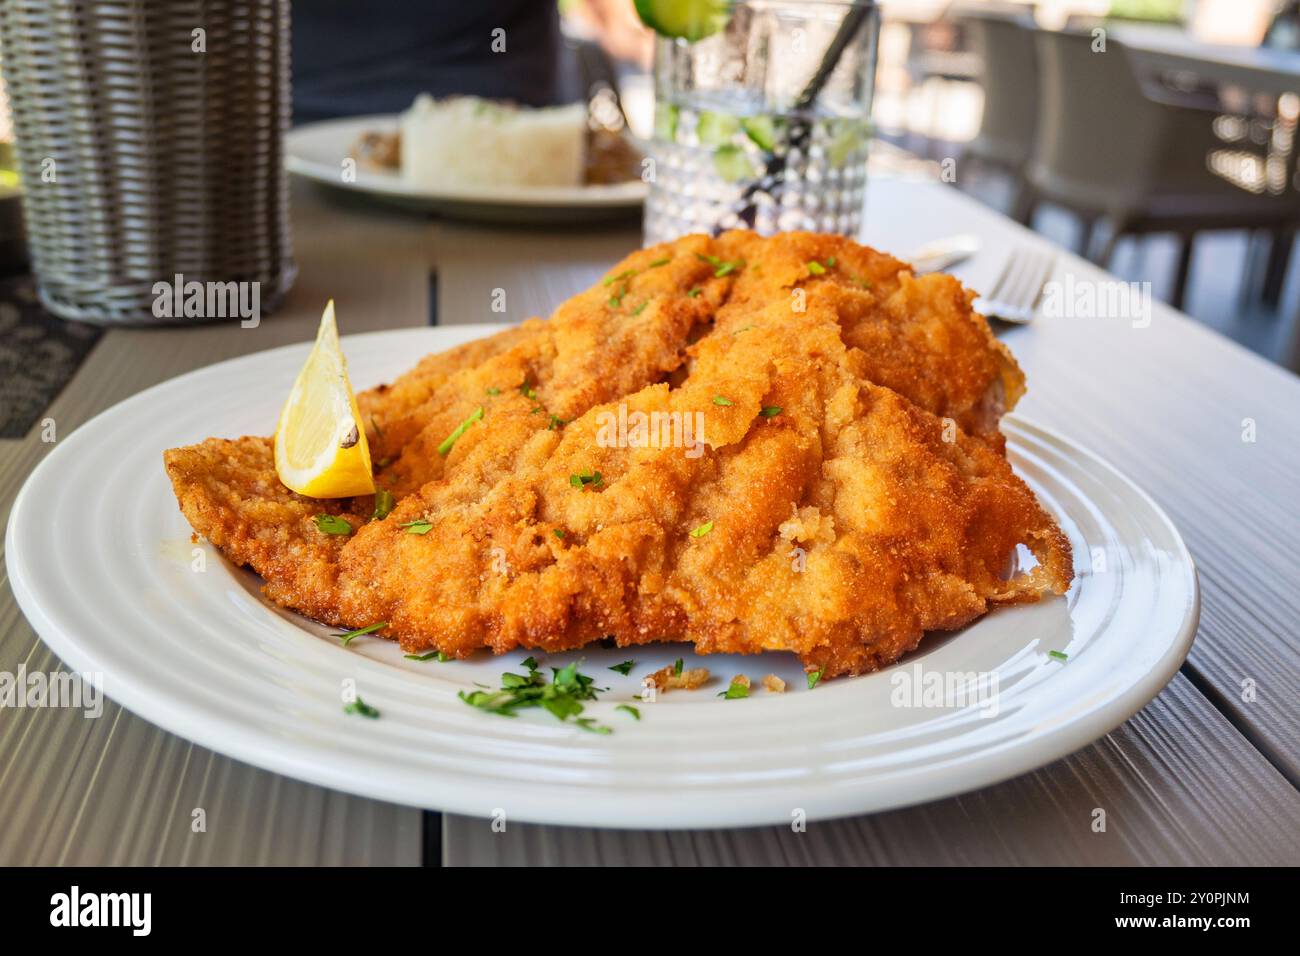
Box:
[274,300,375,498]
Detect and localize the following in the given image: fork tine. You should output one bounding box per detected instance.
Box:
[1004,248,1054,312]
[985,253,1016,302]
[1003,249,1041,310]
[994,250,1033,312]
[1017,249,1055,312]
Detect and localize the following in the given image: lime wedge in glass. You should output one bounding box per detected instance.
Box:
[828,118,871,166]
[634,0,731,42]
[741,115,777,152]
[712,144,754,182]
[654,102,680,142]
[697,110,740,146]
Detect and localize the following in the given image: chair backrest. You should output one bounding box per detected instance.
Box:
[963,13,1038,168]
[1028,29,1168,213]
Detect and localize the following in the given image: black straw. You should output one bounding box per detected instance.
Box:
[713,4,873,235]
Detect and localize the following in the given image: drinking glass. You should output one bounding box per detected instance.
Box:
[643,0,879,245]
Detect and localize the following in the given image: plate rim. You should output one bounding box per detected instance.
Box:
[5,325,1200,828]
[286,113,649,208]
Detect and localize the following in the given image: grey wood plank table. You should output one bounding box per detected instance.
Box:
[2,174,1298,866]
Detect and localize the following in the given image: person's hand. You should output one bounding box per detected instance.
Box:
[566,0,655,69]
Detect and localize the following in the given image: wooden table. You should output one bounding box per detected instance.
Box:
[2,173,1298,865]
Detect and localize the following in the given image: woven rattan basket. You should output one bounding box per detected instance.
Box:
[0,0,294,325]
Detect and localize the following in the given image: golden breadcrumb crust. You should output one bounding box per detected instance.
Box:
[164,232,1070,679]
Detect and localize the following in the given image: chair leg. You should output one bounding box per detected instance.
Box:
[1010,182,1036,227]
[1095,223,1124,269]
[1262,227,1294,308]
[1079,217,1097,259]
[1171,233,1195,311]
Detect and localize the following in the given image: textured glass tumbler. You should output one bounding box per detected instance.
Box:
[643,0,878,246]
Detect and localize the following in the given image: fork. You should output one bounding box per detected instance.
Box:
[973,246,1056,325]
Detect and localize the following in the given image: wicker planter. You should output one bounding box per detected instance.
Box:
[0,0,295,325]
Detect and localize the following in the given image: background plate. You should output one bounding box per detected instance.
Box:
[286,115,647,223]
[6,325,1198,828]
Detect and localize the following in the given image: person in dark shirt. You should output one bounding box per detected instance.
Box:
[292,0,563,123]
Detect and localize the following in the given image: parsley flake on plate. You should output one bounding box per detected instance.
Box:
[343,696,380,718]
[339,621,387,646]
[459,657,614,733]
[718,675,750,699]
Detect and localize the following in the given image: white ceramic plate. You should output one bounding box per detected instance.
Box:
[7,326,1198,829]
[286,115,647,223]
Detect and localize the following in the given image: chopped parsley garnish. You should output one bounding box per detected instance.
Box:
[405,650,451,662]
[371,489,395,520]
[458,657,612,732]
[399,518,433,535]
[631,301,648,316]
[807,667,825,690]
[760,406,783,417]
[548,414,567,430]
[1048,650,1069,662]
[616,704,641,720]
[343,696,380,718]
[696,253,744,277]
[570,469,604,489]
[486,386,501,396]
[687,287,702,298]
[313,514,352,535]
[673,658,684,676]
[519,381,537,400]
[712,395,733,406]
[826,256,836,267]
[436,406,483,456]
[553,528,566,539]
[603,269,636,287]
[609,660,635,675]
[807,260,826,275]
[607,294,623,309]
[850,273,872,289]
[648,257,670,268]
[718,677,749,699]
[339,621,387,646]
[690,520,714,538]
[370,415,384,439]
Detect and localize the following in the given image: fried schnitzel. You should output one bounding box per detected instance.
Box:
[164,232,1071,679]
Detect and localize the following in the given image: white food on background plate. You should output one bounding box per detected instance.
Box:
[399,94,587,189]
